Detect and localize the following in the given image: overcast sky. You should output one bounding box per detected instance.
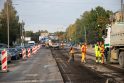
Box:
[0,0,122,32]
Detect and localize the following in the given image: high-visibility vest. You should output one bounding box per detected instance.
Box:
[95,44,99,57]
[81,45,86,53]
[98,46,101,57]
[100,44,104,53]
[95,44,99,51]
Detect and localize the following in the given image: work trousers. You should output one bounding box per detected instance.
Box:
[81,52,86,63]
[95,51,102,63]
[101,52,104,64]
[68,53,74,63]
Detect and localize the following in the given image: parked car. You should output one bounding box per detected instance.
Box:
[0,49,12,64]
[0,43,8,48]
[16,47,23,58]
[7,48,20,60]
[6,51,12,62]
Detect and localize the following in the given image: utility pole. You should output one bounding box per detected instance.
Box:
[21,21,24,46]
[121,0,124,21]
[57,27,59,42]
[7,0,10,48]
[69,27,70,42]
[21,23,23,46]
[20,24,22,45]
[75,30,76,44]
[84,26,87,43]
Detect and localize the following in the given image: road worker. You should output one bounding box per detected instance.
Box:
[99,41,105,64]
[97,42,102,63]
[104,47,109,62]
[95,42,99,63]
[61,42,64,49]
[68,46,75,63]
[81,43,87,63]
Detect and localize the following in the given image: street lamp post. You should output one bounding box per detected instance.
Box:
[21,21,25,46]
[84,26,87,43]
[7,0,10,48]
[121,0,124,21]
[69,27,71,42]
[6,0,19,48]
[0,20,2,43]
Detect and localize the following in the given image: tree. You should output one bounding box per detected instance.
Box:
[0,0,22,46]
[55,31,65,42]
[25,31,33,37]
[65,6,113,44]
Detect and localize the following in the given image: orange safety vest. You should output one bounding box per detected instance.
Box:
[81,45,87,53]
[100,44,104,53]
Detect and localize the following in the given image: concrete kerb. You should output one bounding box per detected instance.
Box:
[49,50,64,83]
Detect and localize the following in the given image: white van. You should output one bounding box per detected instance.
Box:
[28,41,35,45]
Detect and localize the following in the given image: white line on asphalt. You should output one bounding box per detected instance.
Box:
[0,79,63,83]
[26,74,38,77]
[43,64,56,68]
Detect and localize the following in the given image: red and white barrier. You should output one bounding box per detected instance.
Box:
[22,48,26,59]
[38,45,41,50]
[34,46,37,54]
[36,45,38,52]
[32,44,41,55]
[1,49,7,72]
[27,48,31,58]
[32,46,35,54]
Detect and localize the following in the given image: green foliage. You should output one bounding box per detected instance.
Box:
[25,30,48,43]
[0,0,23,46]
[54,31,65,41]
[25,31,33,37]
[66,6,113,44]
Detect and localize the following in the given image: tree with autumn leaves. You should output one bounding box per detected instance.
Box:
[66,6,113,44]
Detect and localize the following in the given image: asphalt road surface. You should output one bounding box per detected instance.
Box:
[0,47,123,83]
[51,48,106,83]
[0,48,63,83]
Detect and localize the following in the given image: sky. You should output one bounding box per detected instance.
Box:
[0,0,122,32]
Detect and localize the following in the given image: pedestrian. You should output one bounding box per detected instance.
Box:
[104,47,109,62]
[95,42,99,63]
[99,41,105,64]
[68,46,75,63]
[81,43,87,63]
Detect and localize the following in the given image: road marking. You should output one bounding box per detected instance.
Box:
[26,74,38,77]
[0,79,63,83]
[43,64,56,68]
